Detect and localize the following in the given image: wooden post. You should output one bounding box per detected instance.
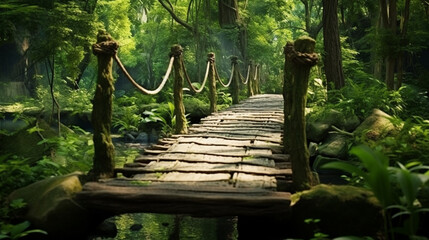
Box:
[254,64,261,94]
[247,61,255,97]
[283,36,319,191]
[90,30,118,179]
[231,56,240,104]
[171,44,188,134]
[208,52,217,113]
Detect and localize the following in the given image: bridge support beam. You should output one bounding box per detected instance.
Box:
[208,52,217,113]
[171,45,188,134]
[247,61,255,97]
[283,36,319,191]
[89,30,118,179]
[231,56,240,104]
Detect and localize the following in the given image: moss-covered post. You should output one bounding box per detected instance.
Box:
[231,56,240,104]
[284,36,319,191]
[208,52,217,113]
[90,30,118,179]
[254,64,261,94]
[171,44,188,134]
[247,60,255,97]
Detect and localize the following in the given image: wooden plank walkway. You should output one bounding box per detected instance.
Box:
[76,94,292,217]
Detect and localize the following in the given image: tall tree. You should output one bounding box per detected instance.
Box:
[300,0,323,38]
[322,0,345,89]
[380,0,397,90]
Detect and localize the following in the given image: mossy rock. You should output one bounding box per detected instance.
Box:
[183,98,210,123]
[306,122,330,143]
[0,119,58,163]
[8,172,101,239]
[289,184,382,238]
[318,133,351,159]
[353,109,399,141]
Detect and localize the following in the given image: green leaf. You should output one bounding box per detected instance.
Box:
[10,221,30,237]
[321,161,366,178]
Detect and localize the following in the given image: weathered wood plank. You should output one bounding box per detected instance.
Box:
[75,182,291,217]
[233,173,277,189]
[116,161,292,176]
[133,172,232,182]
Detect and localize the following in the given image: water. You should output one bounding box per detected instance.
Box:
[96,213,238,240]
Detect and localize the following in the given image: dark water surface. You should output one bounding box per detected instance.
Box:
[99,213,238,240]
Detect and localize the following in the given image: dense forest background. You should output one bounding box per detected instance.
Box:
[2,0,429,238]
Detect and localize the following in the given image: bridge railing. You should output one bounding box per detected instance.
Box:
[89,30,260,179]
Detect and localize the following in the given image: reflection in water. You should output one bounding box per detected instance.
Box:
[101,213,237,240]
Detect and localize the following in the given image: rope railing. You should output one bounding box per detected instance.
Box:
[114,55,174,95]
[215,64,234,88]
[241,65,250,85]
[97,37,259,134]
[183,58,211,93]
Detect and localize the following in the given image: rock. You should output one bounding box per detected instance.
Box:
[306,122,330,143]
[130,223,143,231]
[320,109,345,128]
[124,133,135,142]
[353,109,399,141]
[289,184,382,238]
[308,142,318,158]
[344,114,361,132]
[318,133,351,159]
[91,219,118,238]
[0,119,58,163]
[8,172,101,239]
[135,132,148,143]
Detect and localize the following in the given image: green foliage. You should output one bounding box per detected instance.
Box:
[113,95,146,134]
[145,102,177,137]
[0,155,35,199]
[313,79,404,120]
[37,126,94,174]
[365,116,429,166]
[0,199,47,240]
[322,145,429,239]
[0,221,47,240]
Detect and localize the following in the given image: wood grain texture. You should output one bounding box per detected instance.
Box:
[77,94,292,217]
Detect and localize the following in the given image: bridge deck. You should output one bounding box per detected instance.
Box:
[77,94,292,217]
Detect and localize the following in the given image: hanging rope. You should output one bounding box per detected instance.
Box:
[114,54,174,95]
[240,65,250,85]
[182,56,211,93]
[253,64,258,81]
[215,64,234,88]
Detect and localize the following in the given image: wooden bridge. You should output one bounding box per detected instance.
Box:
[76,94,292,217]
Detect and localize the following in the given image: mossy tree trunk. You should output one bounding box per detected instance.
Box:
[171,45,188,134]
[90,30,118,179]
[254,64,260,94]
[231,56,240,104]
[247,61,255,97]
[283,36,319,191]
[208,53,217,113]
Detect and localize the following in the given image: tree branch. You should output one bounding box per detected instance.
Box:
[158,0,195,33]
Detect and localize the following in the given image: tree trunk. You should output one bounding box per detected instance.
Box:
[396,0,410,90]
[380,0,397,90]
[73,46,91,89]
[284,37,319,191]
[218,0,239,28]
[171,45,188,134]
[90,31,118,179]
[208,53,217,113]
[322,0,345,90]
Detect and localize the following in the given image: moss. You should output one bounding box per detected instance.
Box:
[290,184,382,238]
[0,119,58,163]
[353,109,400,141]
